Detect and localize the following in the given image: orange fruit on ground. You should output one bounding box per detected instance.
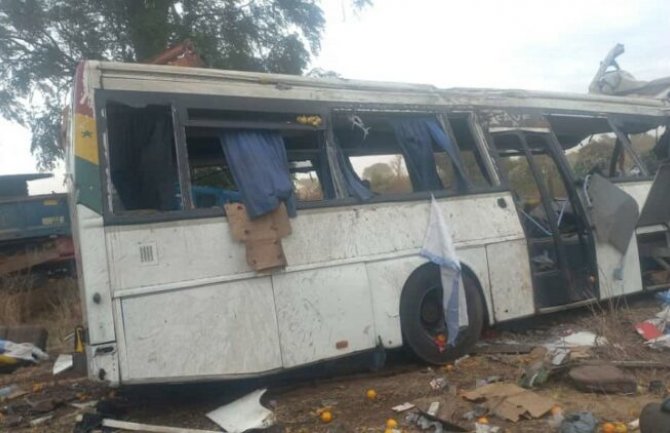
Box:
[551,405,563,415]
[386,418,398,429]
[477,417,489,424]
[613,423,627,433]
[444,364,455,372]
[366,389,377,400]
[601,422,615,433]
[319,410,333,423]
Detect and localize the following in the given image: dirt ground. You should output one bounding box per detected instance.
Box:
[2,294,669,433]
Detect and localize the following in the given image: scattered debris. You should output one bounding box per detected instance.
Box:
[635,320,664,341]
[462,404,487,421]
[429,377,449,391]
[427,401,440,416]
[559,412,598,433]
[568,364,637,394]
[546,331,608,350]
[206,389,275,433]
[0,339,48,364]
[29,414,53,426]
[519,360,551,389]
[391,402,415,412]
[101,418,222,433]
[53,353,74,375]
[461,382,556,422]
[406,411,468,433]
[551,348,571,366]
[0,383,27,400]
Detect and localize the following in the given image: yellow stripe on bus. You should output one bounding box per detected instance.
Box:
[74,113,99,165]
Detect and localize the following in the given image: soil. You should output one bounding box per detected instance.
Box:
[2,294,669,433]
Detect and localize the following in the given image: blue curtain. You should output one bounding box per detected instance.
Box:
[393,118,471,193]
[392,119,444,191]
[219,130,297,218]
[326,129,374,201]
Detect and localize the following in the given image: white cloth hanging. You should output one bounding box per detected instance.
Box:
[420,196,469,345]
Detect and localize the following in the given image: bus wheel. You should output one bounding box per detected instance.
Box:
[400,264,485,364]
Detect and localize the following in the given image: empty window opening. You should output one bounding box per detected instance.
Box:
[291,160,323,202]
[443,116,492,188]
[548,115,646,179]
[284,129,328,202]
[628,125,666,175]
[332,112,419,195]
[186,127,240,209]
[106,102,181,213]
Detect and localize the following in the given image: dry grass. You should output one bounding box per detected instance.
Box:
[0,273,81,352]
[580,294,666,363]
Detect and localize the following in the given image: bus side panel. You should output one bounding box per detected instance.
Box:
[366,256,427,349]
[272,263,376,368]
[119,278,282,382]
[486,239,534,321]
[76,205,116,345]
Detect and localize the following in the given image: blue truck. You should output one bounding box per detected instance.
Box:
[0,174,73,276]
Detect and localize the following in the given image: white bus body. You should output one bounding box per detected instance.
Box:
[66,61,670,385]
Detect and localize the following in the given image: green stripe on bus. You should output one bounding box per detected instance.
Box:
[75,156,103,214]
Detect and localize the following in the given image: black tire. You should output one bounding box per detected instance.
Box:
[400,263,485,364]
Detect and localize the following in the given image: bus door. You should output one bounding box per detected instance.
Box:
[492,130,599,309]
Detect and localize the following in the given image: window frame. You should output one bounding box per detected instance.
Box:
[96,90,507,226]
[544,112,654,183]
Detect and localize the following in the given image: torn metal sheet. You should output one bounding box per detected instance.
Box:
[587,175,639,254]
[206,389,275,433]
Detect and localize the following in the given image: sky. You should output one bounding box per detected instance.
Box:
[1,0,669,194]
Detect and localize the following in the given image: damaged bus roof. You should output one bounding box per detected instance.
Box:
[88,61,670,118]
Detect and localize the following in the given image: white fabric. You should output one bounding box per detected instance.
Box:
[420,196,469,345]
[0,340,48,362]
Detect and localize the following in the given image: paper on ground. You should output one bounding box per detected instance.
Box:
[207,389,275,433]
[53,354,74,375]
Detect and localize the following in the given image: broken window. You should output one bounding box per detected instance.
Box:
[184,109,329,213]
[350,154,412,194]
[628,126,666,175]
[106,102,181,213]
[548,115,646,180]
[291,161,323,202]
[433,115,493,190]
[332,112,477,197]
[186,127,241,209]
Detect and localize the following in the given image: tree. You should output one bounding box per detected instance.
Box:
[0,0,370,169]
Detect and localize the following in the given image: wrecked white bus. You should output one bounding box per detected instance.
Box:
[66,61,670,385]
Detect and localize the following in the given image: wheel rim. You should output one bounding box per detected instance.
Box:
[419,285,446,339]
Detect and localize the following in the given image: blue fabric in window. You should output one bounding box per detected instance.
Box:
[392,119,444,191]
[394,118,471,192]
[219,130,297,218]
[326,129,374,201]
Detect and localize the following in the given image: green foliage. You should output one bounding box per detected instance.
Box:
[0,0,368,169]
